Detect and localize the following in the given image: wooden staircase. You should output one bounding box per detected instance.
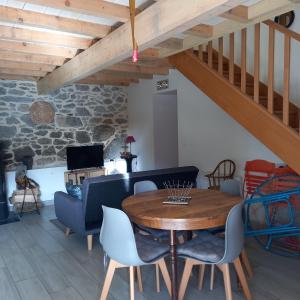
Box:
[169,20,300,174]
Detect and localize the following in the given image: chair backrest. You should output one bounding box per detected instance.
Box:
[219,203,244,264]
[243,159,276,198]
[134,180,157,194]
[220,179,241,196]
[206,159,236,189]
[100,206,144,266]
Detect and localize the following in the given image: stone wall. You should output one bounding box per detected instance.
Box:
[0,80,128,170]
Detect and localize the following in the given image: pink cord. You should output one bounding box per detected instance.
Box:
[132,49,138,62]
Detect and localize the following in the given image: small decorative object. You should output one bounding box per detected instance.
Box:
[30,101,55,124]
[156,79,169,91]
[274,11,295,28]
[163,180,193,205]
[129,0,138,62]
[65,183,82,200]
[125,135,136,154]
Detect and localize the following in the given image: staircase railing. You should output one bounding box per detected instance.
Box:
[196,20,300,135]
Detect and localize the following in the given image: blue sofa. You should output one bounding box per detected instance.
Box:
[54,166,199,250]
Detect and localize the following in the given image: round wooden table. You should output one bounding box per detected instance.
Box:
[122,188,241,300]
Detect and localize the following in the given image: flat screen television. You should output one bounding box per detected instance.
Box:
[66,145,104,170]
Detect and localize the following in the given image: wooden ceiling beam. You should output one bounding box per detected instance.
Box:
[221,5,249,22]
[121,57,171,68]
[0,50,65,66]
[37,0,243,94]
[0,60,55,72]
[0,5,111,38]
[79,77,134,86]
[98,70,153,80]
[0,68,47,77]
[24,0,130,22]
[0,40,77,58]
[139,48,160,58]
[185,24,214,37]
[107,63,169,75]
[160,0,298,57]
[221,0,297,22]
[156,38,183,50]
[0,25,92,49]
[0,74,37,81]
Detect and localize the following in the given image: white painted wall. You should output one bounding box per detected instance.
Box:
[127,69,281,177]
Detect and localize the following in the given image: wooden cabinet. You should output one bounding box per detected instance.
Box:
[64,168,106,185]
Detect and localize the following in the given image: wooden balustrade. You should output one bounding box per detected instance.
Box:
[241,28,247,94]
[254,23,260,103]
[195,19,300,135]
[207,41,213,68]
[229,33,235,84]
[283,34,291,126]
[268,26,275,114]
[218,37,223,75]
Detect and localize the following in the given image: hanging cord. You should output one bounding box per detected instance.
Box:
[129,0,138,62]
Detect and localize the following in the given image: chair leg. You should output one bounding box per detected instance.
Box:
[87,234,93,251]
[179,259,194,300]
[99,259,117,300]
[155,263,160,292]
[157,258,171,296]
[65,227,71,236]
[129,266,135,300]
[136,267,143,293]
[233,257,252,300]
[198,264,206,290]
[210,265,215,291]
[219,263,233,300]
[240,249,253,278]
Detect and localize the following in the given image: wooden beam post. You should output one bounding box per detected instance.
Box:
[22,0,130,22]
[0,5,111,38]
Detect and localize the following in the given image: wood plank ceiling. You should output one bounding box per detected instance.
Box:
[0,0,298,90]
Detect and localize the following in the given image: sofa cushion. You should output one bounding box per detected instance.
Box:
[65,183,82,200]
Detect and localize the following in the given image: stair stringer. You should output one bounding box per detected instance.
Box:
[169,51,300,174]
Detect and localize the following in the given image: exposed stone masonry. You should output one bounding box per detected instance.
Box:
[0,81,128,170]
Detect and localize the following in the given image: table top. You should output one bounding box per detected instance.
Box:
[122,188,241,231]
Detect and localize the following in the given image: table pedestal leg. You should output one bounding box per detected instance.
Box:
[170,230,178,300]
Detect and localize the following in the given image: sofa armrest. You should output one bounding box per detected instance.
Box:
[54,191,85,234]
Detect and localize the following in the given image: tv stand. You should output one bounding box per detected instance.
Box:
[64,167,106,185]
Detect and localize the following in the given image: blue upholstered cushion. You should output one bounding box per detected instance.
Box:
[177,231,225,263]
[65,183,82,200]
[135,233,169,263]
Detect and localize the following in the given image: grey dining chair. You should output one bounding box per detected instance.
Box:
[99,206,171,300]
[198,179,253,291]
[178,203,252,300]
[134,180,186,292]
[134,181,170,239]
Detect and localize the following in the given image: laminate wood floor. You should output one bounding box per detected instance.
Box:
[0,206,299,300]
